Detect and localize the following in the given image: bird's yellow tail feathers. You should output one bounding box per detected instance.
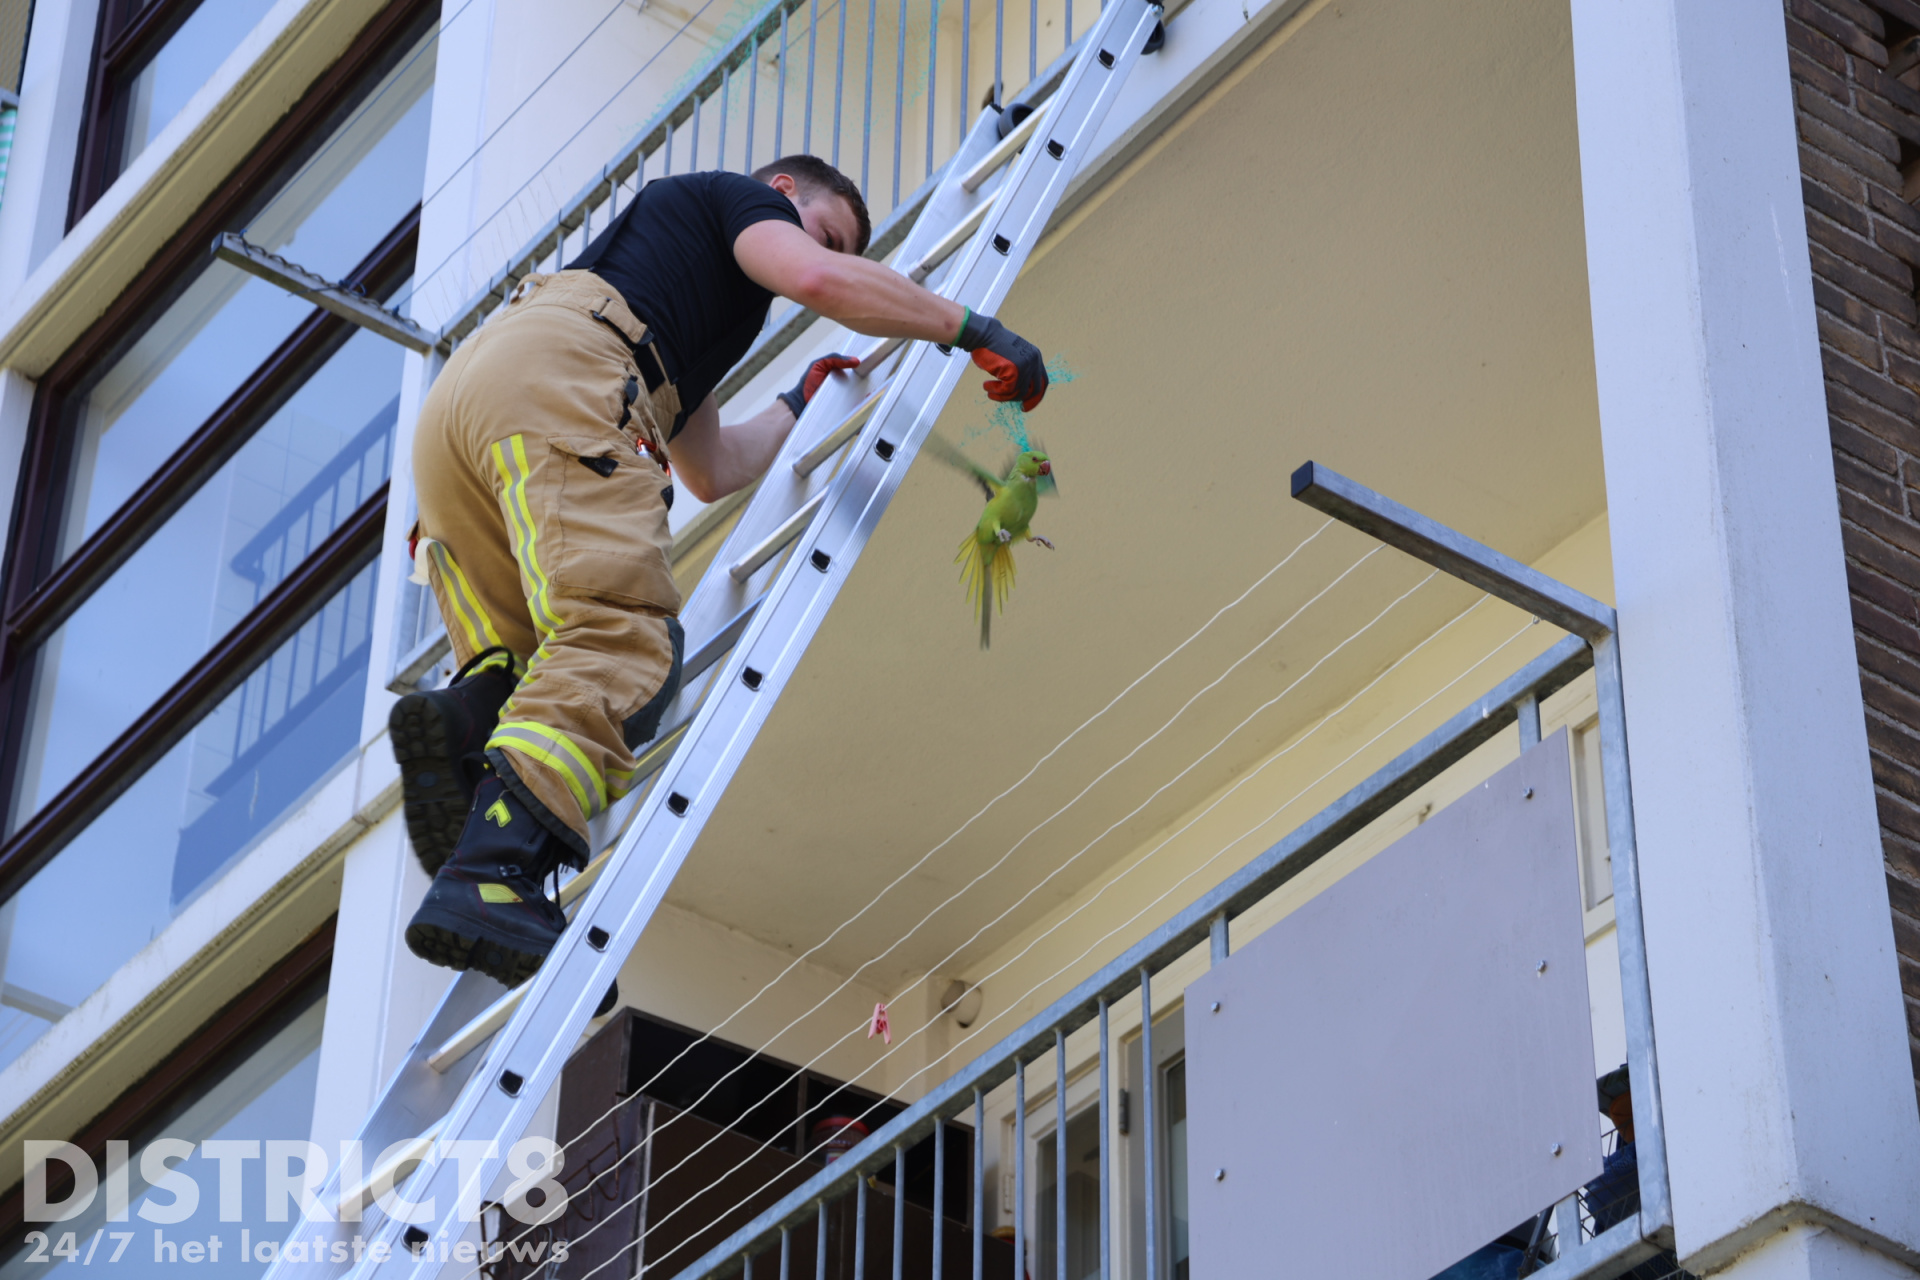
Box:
[956,535,1017,649]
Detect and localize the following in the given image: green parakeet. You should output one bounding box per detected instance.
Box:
[921,433,1058,649]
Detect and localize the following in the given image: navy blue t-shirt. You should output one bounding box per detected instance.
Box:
[569,171,803,434]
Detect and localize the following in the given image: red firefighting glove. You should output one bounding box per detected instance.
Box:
[954,309,1048,411]
[776,353,862,418]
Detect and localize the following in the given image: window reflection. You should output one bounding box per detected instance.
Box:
[116,0,282,180]
[65,42,431,551]
[14,328,400,823]
[0,563,374,1072]
[0,979,326,1280]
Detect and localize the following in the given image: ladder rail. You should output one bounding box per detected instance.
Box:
[259,7,1158,1272]
[388,3,1155,1264]
[256,98,1013,1280]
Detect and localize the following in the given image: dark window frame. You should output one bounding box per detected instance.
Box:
[72,0,191,221]
[0,916,335,1233]
[0,0,437,905]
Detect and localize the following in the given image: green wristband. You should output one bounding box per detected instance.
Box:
[956,307,974,349]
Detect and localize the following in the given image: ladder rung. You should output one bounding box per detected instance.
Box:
[728,492,826,583]
[961,99,1052,193]
[425,715,686,1073]
[910,199,993,283]
[424,809,630,1072]
[425,597,760,1074]
[337,1124,440,1218]
[427,992,523,1073]
[682,597,765,683]
[793,389,886,477]
[859,335,905,372]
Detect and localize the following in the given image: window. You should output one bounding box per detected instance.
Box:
[0,930,330,1279]
[71,0,284,219]
[0,0,433,1073]
[1036,1105,1103,1280]
[0,561,374,1066]
[1164,1058,1189,1280]
[1126,1009,1186,1280]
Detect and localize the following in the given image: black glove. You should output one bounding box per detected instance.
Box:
[955,310,1048,410]
[776,353,861,418]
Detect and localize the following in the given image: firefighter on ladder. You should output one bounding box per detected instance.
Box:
[395,156,1050,987]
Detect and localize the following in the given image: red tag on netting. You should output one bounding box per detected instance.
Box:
[867,1003,891,1045]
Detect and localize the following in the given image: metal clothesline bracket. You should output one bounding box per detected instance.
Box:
[211,232,438,353]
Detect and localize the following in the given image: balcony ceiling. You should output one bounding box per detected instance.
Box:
[664,0,1599,991]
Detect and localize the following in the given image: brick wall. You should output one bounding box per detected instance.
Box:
[1787,0,1920,1105]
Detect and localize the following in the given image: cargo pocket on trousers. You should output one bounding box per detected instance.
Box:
[548,436,683,615]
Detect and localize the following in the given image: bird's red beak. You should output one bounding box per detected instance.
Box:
[1038,460,1052,475]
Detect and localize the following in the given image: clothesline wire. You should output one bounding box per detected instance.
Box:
[613,603,1544,1280]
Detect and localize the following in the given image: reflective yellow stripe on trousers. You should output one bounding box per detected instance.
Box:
[491,435,564,638]
[488,721,608,820]
[425,540,505,654]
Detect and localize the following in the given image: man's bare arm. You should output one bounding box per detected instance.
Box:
[670,393,797,504]
[733,220,967,342]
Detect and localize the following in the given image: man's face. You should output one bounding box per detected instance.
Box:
[768,174,862,254]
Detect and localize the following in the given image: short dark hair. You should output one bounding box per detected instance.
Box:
[752,155,872,254]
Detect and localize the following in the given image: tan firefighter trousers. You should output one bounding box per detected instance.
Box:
[412,270,685,862]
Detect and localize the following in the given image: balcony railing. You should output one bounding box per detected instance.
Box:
[389,0,1095,693]
[460,466,1678,1280]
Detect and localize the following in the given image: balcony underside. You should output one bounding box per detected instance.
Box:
[656,0,1601,1002]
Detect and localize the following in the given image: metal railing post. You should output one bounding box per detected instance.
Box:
[747,37,760,171]
[1140,968,1157,1280]
[719,61,731,169]
[776,3,788,156]
[1592,632,1671,1242]
[934,1116,946,1280]
[973,1087,986,1280]
[805,0,818,152]
[833,0,849,166]
[927,0,940,180]
[893,0,909,206]
[1055,1028,1068,1280]
[993,0,1004,104]
[1014,1058,1027,1280]
[862,0,878,195]
[856,1174,869,1277]
[1098,999,1111,1280]
[893,1144,906,1279]
[960,0,971,128]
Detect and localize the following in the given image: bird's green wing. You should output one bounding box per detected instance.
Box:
[922,431,1002,501]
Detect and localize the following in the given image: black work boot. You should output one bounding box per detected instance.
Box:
[405,775,570,987]
[390,648,519,876]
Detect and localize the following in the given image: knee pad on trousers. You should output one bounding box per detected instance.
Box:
[622,617,685,749]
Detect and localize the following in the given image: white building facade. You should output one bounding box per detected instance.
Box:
[0,0,1912,1277]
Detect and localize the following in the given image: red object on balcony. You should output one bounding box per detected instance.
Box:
[811,1116,870,1163]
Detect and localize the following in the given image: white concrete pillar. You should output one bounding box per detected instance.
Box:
[0,0,98,295]
[0,368,35,536]
[322,0,502,1143]
[1571,1,1920,1275]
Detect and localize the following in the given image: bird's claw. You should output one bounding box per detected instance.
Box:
[995,528,1013,544]
[1028,535,1055,549]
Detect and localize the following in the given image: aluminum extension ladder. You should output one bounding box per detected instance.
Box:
[265,2,1162,1272]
